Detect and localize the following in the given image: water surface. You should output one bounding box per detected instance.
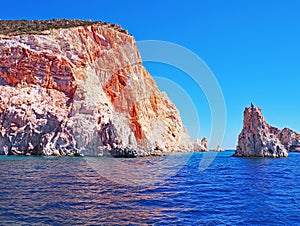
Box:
[0,151,299,225]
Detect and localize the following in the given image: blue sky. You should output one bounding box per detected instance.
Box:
[2,0,300,148]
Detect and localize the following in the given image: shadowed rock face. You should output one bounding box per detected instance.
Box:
[277,128,300,152]
[235,105,288,158]
[0,86,76,156]
[0,20,191,156]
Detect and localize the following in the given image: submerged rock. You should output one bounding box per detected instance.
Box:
[235,104,288,158]
[0,20,192,157]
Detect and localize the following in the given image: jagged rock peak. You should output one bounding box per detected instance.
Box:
[234,104,288,158]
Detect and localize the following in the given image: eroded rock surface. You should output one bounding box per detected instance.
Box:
[0,20,191,156]
[277,128,300,152]
[235,104,288,157]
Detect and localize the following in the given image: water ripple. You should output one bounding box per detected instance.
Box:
[0,152,300,225]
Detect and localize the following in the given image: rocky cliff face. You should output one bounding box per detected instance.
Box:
[235,104,288,157]
[0,20,191,156]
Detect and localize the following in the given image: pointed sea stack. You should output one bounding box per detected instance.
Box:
[234,104,288,157]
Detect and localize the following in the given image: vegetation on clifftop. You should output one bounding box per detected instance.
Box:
[0,19,129,36]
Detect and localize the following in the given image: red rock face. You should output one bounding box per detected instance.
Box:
[104,66,145,144]
[0,22,191,156]
[103,64,165,145]
[128,104,144,141]
[0,45,77,97]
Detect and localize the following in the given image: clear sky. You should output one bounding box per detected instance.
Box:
[2,0,300,148]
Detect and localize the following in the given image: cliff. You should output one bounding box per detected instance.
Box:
[235,104,288,157]
[0,19,191,156]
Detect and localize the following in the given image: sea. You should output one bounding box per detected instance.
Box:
[0,151,299,225]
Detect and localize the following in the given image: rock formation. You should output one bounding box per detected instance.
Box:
[193,137,208,152]
[235,104,288,157]
[214,145,224,152]
[0,20,191,156]
[201,137,208,150]
[277,128,300,152]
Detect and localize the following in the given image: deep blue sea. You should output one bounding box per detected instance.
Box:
[1,151,300,225]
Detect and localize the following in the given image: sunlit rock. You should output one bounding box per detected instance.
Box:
[235,104,288,157]
[0,20,192,156]
[193,137,208,152]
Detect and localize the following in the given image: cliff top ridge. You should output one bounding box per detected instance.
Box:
[0,19,130,36]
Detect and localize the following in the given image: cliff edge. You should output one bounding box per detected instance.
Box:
[0,19,191,156]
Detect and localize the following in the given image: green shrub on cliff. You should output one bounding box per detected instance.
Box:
[0,19,129,36]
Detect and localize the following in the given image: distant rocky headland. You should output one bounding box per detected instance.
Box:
[234,104,300,158]
[0,19,197,157]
